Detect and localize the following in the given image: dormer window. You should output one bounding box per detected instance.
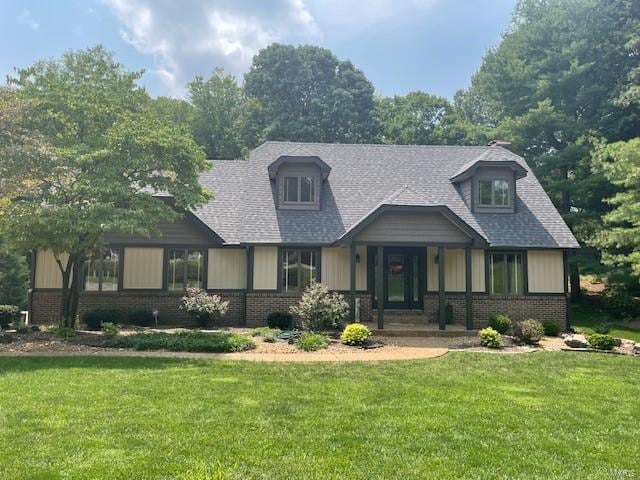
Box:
[284,176,316,203]
[478,179,510,207]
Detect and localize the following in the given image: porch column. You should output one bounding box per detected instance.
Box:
[563,250,570,330]
[349,243,356,322]
[438,246,446,330]
[465,247,473,330]
[376,246,384,329]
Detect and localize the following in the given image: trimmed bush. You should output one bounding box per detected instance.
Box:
[0,305,20,329]
[112,332,255,353]
[587,333,616,351]
[514,319,544,345]
[83,308,122,330]
[488,314,511,334]
[295,332,330,351]
[126,310,155,327]
[542,320,561,337]
[340,323,372,345]
[101,322,120,338]
[479,327,502,348]
[267,311,294,330]
[290,282,349,331]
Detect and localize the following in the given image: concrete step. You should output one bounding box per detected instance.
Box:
[374,328,478,338]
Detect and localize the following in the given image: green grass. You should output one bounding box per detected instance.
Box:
[571,302,640,342]
[111,331,256,352]
[0,353,639,479]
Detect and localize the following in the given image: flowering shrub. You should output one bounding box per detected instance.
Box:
[179,287,229,328]
[290,282,349,331]
[514,319,544,345]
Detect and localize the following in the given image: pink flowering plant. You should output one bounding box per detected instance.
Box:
[290,282,350,331]
[179,287,229,328]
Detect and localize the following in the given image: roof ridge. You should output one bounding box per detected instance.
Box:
[260,140,490,149]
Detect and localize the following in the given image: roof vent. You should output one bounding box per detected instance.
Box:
[487,139,512,148]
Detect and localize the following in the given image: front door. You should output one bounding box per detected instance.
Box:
[370,248,424,309]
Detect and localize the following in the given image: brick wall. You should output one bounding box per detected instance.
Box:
[245,292,372,327]
[31,290,565,329]
[31,290,245,327]
[424,294,567,329]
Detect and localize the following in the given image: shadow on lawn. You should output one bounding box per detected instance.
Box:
[0,355,213,375]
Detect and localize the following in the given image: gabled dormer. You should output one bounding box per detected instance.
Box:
[268,155,331,210]
[450,149,527,214]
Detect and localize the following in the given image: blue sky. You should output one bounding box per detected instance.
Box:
[0,0,517,99]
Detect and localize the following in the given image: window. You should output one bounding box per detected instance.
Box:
[489,252,523,295]
[283,176,316,203]
[168,248,204,291]
[478,179,510,207]
[282,249,318,292]
[84,249,120,291]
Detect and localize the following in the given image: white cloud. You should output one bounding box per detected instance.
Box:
[102,0,319,96]
[102,0,439,96]
[19,9,40,30]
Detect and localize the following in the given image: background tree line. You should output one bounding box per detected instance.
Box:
[1,0,639,318]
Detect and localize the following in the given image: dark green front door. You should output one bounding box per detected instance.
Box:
[369,248,424,309]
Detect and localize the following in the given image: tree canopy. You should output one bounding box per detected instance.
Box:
[0,46,210,325]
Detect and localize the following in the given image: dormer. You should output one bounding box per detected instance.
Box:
[268,155,331,210]
[450,154,527,214]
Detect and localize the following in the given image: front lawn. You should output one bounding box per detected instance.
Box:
[0,353,638,479]
[571,301,640,342]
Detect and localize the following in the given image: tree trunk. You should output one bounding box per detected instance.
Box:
[58,254,84,327]
[570,263,582,302]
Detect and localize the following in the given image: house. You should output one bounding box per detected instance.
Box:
[30,141,579,329]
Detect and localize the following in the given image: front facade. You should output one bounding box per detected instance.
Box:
[30,142,579,329]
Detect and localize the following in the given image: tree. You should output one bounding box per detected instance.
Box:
[456,0,640,299]
[591,138,640,276]
[376,91,496,145]
[188,68,245,159]
[0,238,29,309]
[0,46,210,326]
[148,96,195,130]
[244,44,378,143]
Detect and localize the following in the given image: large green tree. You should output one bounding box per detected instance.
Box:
[188,68,246,159]
[456,0,640,298]
[244,44,378,143]
[0,46,210,326]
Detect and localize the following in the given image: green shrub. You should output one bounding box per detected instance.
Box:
[295,332,330,351]
[111,332,255,353]
[594,323,611,334]
[263,335,277,343]
[54,326,76,339]
[602,285,640,319]
[0,305,20,329]
[479,327,502,348]
[290,283,349,331]
[126,310,155,327]
[101,322,120,338]
[251,327,281,337]
[488,314,511,334]
[83,308,122,330]
[340,323,372,345]
[267,311,294,330]
[15,325,31,334]
[514,319,544,345]
[542,320,561,337]
[587,333,616,350]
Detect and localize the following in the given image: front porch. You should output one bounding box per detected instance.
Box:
[363,321,476,337]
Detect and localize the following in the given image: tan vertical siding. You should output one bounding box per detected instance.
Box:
[356,212,471,243]
[35,250,68,289]
[472,249,485,292]
[253,246,278,290]
[527,250,564,293]
[208,249,247,289]
[427,247,474,292]
[123,248,164,289]
[321,247,349,290]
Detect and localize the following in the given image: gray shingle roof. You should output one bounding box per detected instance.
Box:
[195,142,579,248]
